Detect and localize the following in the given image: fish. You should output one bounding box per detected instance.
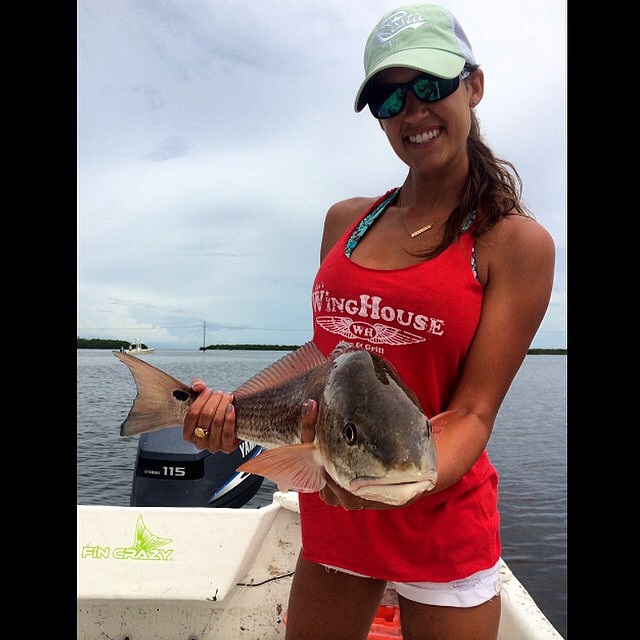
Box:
[114,340,446,506]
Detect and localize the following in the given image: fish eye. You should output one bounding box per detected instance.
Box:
[343,422,357,446]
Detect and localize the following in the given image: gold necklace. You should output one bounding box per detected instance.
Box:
[410,223,433,238]
[402,212,450,238]
[395,191,450,238]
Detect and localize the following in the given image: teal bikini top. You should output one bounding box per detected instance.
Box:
[344,187,477,258]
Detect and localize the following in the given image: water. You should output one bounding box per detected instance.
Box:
[77,349,567,638]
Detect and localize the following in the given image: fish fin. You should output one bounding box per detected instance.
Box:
[113,351,198,436]
[233,341,328,398]
[429,410,456,440]
[236,444,326,493]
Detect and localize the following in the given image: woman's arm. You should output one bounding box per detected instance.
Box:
[432,215,555,492]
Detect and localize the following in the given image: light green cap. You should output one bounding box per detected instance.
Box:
[355,4,477,112]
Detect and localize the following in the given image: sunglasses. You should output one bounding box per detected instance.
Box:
[367,69,472,119]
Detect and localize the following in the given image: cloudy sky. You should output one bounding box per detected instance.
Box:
[77,0,566,350]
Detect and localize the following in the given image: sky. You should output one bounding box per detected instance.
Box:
[77,0,566,350]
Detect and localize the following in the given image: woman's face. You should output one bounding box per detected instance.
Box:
[374,66,484,176]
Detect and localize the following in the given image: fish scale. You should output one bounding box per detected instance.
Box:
[233,372,329,447]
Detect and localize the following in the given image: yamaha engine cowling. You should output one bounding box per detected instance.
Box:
[130,426,264,508]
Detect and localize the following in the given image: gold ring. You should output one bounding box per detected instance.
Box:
[194,426,210,439]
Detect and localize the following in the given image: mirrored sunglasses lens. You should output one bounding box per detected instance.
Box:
[377,89,405,118]
[413,76,442,102]
[415,76,460,102]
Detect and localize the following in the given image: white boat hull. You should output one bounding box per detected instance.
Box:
[77,492,562,639]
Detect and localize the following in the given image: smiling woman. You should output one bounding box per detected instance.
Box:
[174,4,559,640]
[77,4,565,638]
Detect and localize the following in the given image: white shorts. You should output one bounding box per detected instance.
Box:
[322,560,502,608]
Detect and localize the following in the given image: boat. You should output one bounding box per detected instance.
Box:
[77,490,564,639]
[124,338,155,354]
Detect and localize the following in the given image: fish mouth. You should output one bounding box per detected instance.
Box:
[348,471,438,505]
[350,471,437,491]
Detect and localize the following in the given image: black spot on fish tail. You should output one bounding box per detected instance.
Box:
[172,389,190,402]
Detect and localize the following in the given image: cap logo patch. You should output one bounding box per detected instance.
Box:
[375,10,428,45]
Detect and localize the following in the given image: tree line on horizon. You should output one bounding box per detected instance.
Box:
[76,337,566,355]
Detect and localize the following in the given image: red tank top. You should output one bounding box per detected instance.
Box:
[299,189,500,582]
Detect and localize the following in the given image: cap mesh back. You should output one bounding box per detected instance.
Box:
[450,14,476,65]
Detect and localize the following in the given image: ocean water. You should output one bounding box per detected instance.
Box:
[77,349,567,637]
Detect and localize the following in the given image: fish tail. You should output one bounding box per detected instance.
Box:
[114,351,198,436]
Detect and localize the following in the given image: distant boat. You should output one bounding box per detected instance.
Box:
[124,339,155,354]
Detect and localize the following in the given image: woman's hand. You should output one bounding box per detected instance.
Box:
[183,378,239,453]
[183,388,321,456]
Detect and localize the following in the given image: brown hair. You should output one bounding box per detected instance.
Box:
[417,77,532,260]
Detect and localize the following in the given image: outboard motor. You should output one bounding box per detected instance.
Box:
[130,426,264,508]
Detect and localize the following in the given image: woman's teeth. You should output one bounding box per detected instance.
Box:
[408,129,440,144]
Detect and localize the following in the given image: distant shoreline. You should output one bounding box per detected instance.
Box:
[526,348,567,355]
[76,338,566,355]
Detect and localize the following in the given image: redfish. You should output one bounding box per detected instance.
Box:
[115,341,445,506]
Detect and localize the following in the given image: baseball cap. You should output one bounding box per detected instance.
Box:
[355,4,477,112]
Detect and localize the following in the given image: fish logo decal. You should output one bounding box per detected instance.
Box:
[131,516,173,552]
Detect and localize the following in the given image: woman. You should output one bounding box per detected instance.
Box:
[183,4,555,639]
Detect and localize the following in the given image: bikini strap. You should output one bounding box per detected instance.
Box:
[344,188,400,257]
